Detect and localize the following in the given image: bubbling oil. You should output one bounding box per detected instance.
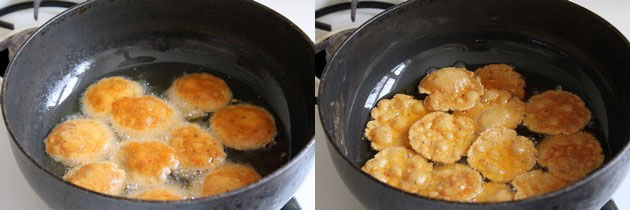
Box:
[42,62,291,199]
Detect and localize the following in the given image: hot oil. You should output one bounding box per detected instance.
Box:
[42,62,290,196]
[360,61,608,188]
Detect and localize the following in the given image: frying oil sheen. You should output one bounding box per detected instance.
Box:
[361,61,608,192]
[43,62,290,196]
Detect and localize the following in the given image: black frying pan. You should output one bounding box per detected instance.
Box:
[1,0,314,209]
[319,0,630,209]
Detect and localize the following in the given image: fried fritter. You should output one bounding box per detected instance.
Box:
[419,67,484,111]
[209,104,276,150]
[537,132,604,182]
[110,96,180,139]
[362,147,433,193]
[116,140,179,187]
[63,161,126,195]
[409,112,476,163]
[81,76,144,118]
[45,119,115,166]
[364,94,429,150]
[474,182,514,202]
[169,123,226,171]
[197,163,261,197]
[454,89,525,133]
[475,64,525,99]
[467,127,536,182]
[130,185,187,201]
[166,73,232,119]
[524,90,591,135]
[512,170,569,200]
[419,164,483,202]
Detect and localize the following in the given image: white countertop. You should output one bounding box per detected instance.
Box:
[315,1,630,210]
[0,1,315,210]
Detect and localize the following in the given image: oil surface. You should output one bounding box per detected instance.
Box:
[360,61,608,191]
[42,62,290,195]
[357,38,612,167]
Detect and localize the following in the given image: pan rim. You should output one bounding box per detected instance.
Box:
[1,0,315,205]
[318,0,630,207]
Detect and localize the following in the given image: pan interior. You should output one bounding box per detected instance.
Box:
[21,38,293,179]
[322,30,630,173]
[41,48,292,179]
[350,35,612,165]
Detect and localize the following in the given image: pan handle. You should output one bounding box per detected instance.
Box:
[280,197,301,210]
[601,199,618,210]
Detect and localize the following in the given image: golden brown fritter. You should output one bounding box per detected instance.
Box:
[362,147,433,193]
[166,73,232,119]
[537,132,604,182]
[419,164,483,202]
[116,140,179,187]
[81,76,144,118]
[209,104,276,150]
[45,119,115,166]
[364,94,429,150]
[63,161,126,195]
[419,67,484,111]
[524,90,591,135]
[130,186,187,201]
[409,112,476,164]
[198,163,261,197]
[474,182,514,202]
[475,64,526,99]
[110,96,180,139]
[467,127,536,182]
[454,89,525,133]
[512,170,569,200]
[169,124,226,171]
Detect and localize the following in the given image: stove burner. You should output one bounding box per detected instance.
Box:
[315,1,394,78]
[0,1,76,77]
[0,20,14,30]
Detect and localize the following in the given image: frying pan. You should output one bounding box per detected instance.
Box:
[1,0,314,209]
[319,0,630,209]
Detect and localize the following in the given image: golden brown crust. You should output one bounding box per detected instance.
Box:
[198,163,261,197]
[361,147,433,193]
[512,170,569,200]
[537,132,604,182]
[210,104,276,150]
[419,164,483,202]
[81,76,144,118]
[419,67,484,111]
[110,96,180,139]
[63,161,126,195]
[45,119,114,166]
[524,90,591,135]
[116,140,179,187]
[467,127,536,182]
[475,64,525,99]
[409,112,476,163]
[167,73,232,119]
[169,124,226,171]
[364,94,429,150]
[474,182,514,202]
[130,186,187,201]
[454,89,525,133]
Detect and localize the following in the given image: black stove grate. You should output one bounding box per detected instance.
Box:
[0,1,76,77]
[314,1,394,78]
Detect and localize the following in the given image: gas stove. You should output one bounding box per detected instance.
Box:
[0,1,314,210]
[314,0,630,209]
